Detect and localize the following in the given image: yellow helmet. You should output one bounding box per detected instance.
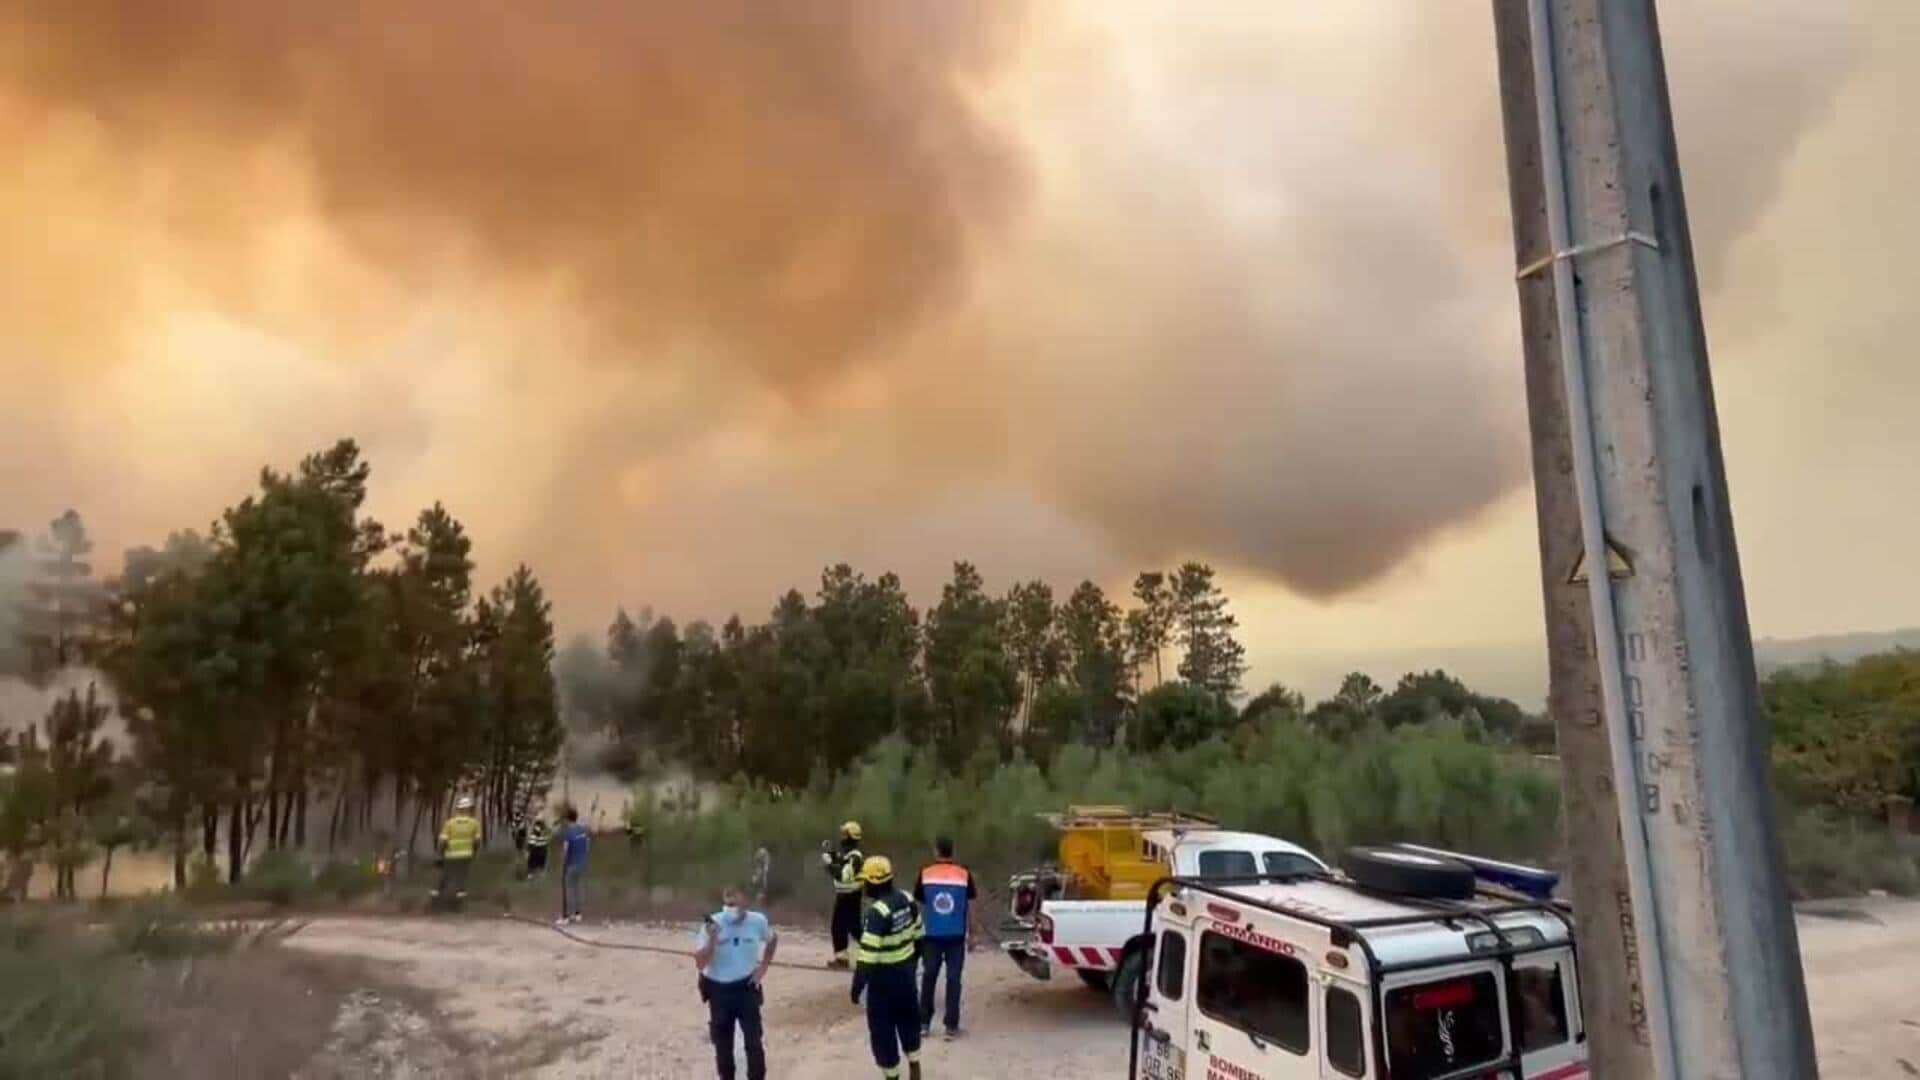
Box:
[840,821,863,842]
[860,855,894,885]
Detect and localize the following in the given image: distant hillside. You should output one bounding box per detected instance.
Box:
[1267,628,1920,713]
[1756,629,1920,673]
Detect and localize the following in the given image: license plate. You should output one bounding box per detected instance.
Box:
[1139,1040,1185,1080]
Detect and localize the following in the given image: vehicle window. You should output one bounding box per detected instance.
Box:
[1197,850,1257,877]
[1156,930,1187,1001]
[1197,931,1309,1054]
[1384,971,1505,1079]
[1326,985,1366,1077]
[1263,852,1322,878]
[1515,964,1571,1052]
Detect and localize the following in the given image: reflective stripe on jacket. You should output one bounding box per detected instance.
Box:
[527,824,551,848]
[856,890,924,967]
[833,848,865,894]
[440,815,482,860]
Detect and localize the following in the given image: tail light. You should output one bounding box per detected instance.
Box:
[1038,914,1055,944]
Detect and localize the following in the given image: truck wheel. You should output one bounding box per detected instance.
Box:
[1343,846,1477,900]
[1110,948,1146,1019]
[1076,969,1111,992]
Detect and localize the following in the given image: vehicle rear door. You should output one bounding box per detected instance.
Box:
[1192,917,1318,1079]
[1380,960,1511,1080]
[1513,948,1584,1078]
[1319,976,1371,1079]
[1138,922,1195,1080]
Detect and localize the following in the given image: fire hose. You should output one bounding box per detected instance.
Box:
[500,912,845,975]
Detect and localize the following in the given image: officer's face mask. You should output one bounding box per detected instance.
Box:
[725,904,745,922]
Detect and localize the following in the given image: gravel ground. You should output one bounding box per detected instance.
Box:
[285,899,1920,1078]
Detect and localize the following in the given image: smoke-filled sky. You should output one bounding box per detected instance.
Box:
[3,1,1915,703]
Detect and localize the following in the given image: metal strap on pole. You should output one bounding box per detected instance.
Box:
[1521,1,1681,1075]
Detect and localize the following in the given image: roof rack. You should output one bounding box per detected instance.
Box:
[1128,872,1577,1080]
[1040,806,1220,830]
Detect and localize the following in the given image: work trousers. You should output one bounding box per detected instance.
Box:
[562,865,586,918]
[863,963,922,1074]
[919,936,965,1032]
[705,977,766,1080]
[830,892,863,956]
[436,857,472,898]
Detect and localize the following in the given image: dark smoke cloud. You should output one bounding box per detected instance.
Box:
[0,1,1891,634]
[9,0,1026,390]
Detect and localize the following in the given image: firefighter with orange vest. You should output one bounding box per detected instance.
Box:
[914,835,977,1040]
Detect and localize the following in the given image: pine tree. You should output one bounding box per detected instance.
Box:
[1171,563,1247,700]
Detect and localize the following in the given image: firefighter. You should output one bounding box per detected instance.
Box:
[526,816,552,877]
[435,795,483,902]
[822,821,865,968]
[849,856,925,1080]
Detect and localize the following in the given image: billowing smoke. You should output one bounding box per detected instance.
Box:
[0,535,25,673]
[0,0,1893,632]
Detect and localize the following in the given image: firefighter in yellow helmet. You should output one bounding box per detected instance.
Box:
[849,855,925,1080]
[822,820,865,968]
[435,795,483,902]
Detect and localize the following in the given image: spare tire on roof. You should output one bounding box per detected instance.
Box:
[1343,846,1477,900]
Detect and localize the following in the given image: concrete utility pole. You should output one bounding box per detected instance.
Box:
[1489,2,1817,1077]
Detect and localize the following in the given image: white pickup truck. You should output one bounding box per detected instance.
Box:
[1004,828,1327,1015]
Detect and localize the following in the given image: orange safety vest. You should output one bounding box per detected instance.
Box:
[918,860,973,938]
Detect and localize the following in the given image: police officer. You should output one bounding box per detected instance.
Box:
[849,856,924,1080]
[694,884,777,1080]
[822,821,865,968]
[915,836,976,1040]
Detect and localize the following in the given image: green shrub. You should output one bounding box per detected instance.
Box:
[313,858,380,903]
[619,725,1566,897]
[0,916,142,1077]
[240,850,311,907]
[1782,805,1920,899]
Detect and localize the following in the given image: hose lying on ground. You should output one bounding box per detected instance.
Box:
[501,912,845,974]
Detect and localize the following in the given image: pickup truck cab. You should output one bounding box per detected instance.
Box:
[1004,808,1327,1015]
[1130,846,1586,1080]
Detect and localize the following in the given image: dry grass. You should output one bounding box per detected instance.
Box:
[131,947,367,1078]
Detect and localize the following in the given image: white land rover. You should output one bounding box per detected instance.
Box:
[1129,845,1588,1080]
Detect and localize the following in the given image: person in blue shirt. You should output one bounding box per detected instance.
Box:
[556,807,590,925]
[693,885,778,1080]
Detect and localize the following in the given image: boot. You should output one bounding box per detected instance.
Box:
[909,1062,923,1080]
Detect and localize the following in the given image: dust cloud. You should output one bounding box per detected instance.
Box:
[0,1,1896,633]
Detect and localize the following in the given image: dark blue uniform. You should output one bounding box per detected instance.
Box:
[850,888,924,1078]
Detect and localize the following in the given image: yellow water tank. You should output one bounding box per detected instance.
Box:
[1051,806,1213,901]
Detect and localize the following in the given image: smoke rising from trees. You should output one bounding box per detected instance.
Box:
[0,1,1894,626]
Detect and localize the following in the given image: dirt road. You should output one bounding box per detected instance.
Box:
[287,900,1920,1078]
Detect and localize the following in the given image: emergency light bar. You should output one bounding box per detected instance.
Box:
[1392,844,1560,901]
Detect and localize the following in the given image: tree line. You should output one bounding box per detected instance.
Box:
[0,440,563,891]
[560,560,1551,790]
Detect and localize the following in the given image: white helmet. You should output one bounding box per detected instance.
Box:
[456,795,475,811]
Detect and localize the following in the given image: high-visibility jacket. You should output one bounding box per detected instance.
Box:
[916,860,975,940]
[440,815,482,860]
[527,822,551,849]
[855,889,924,968]
[832,847,866,895]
